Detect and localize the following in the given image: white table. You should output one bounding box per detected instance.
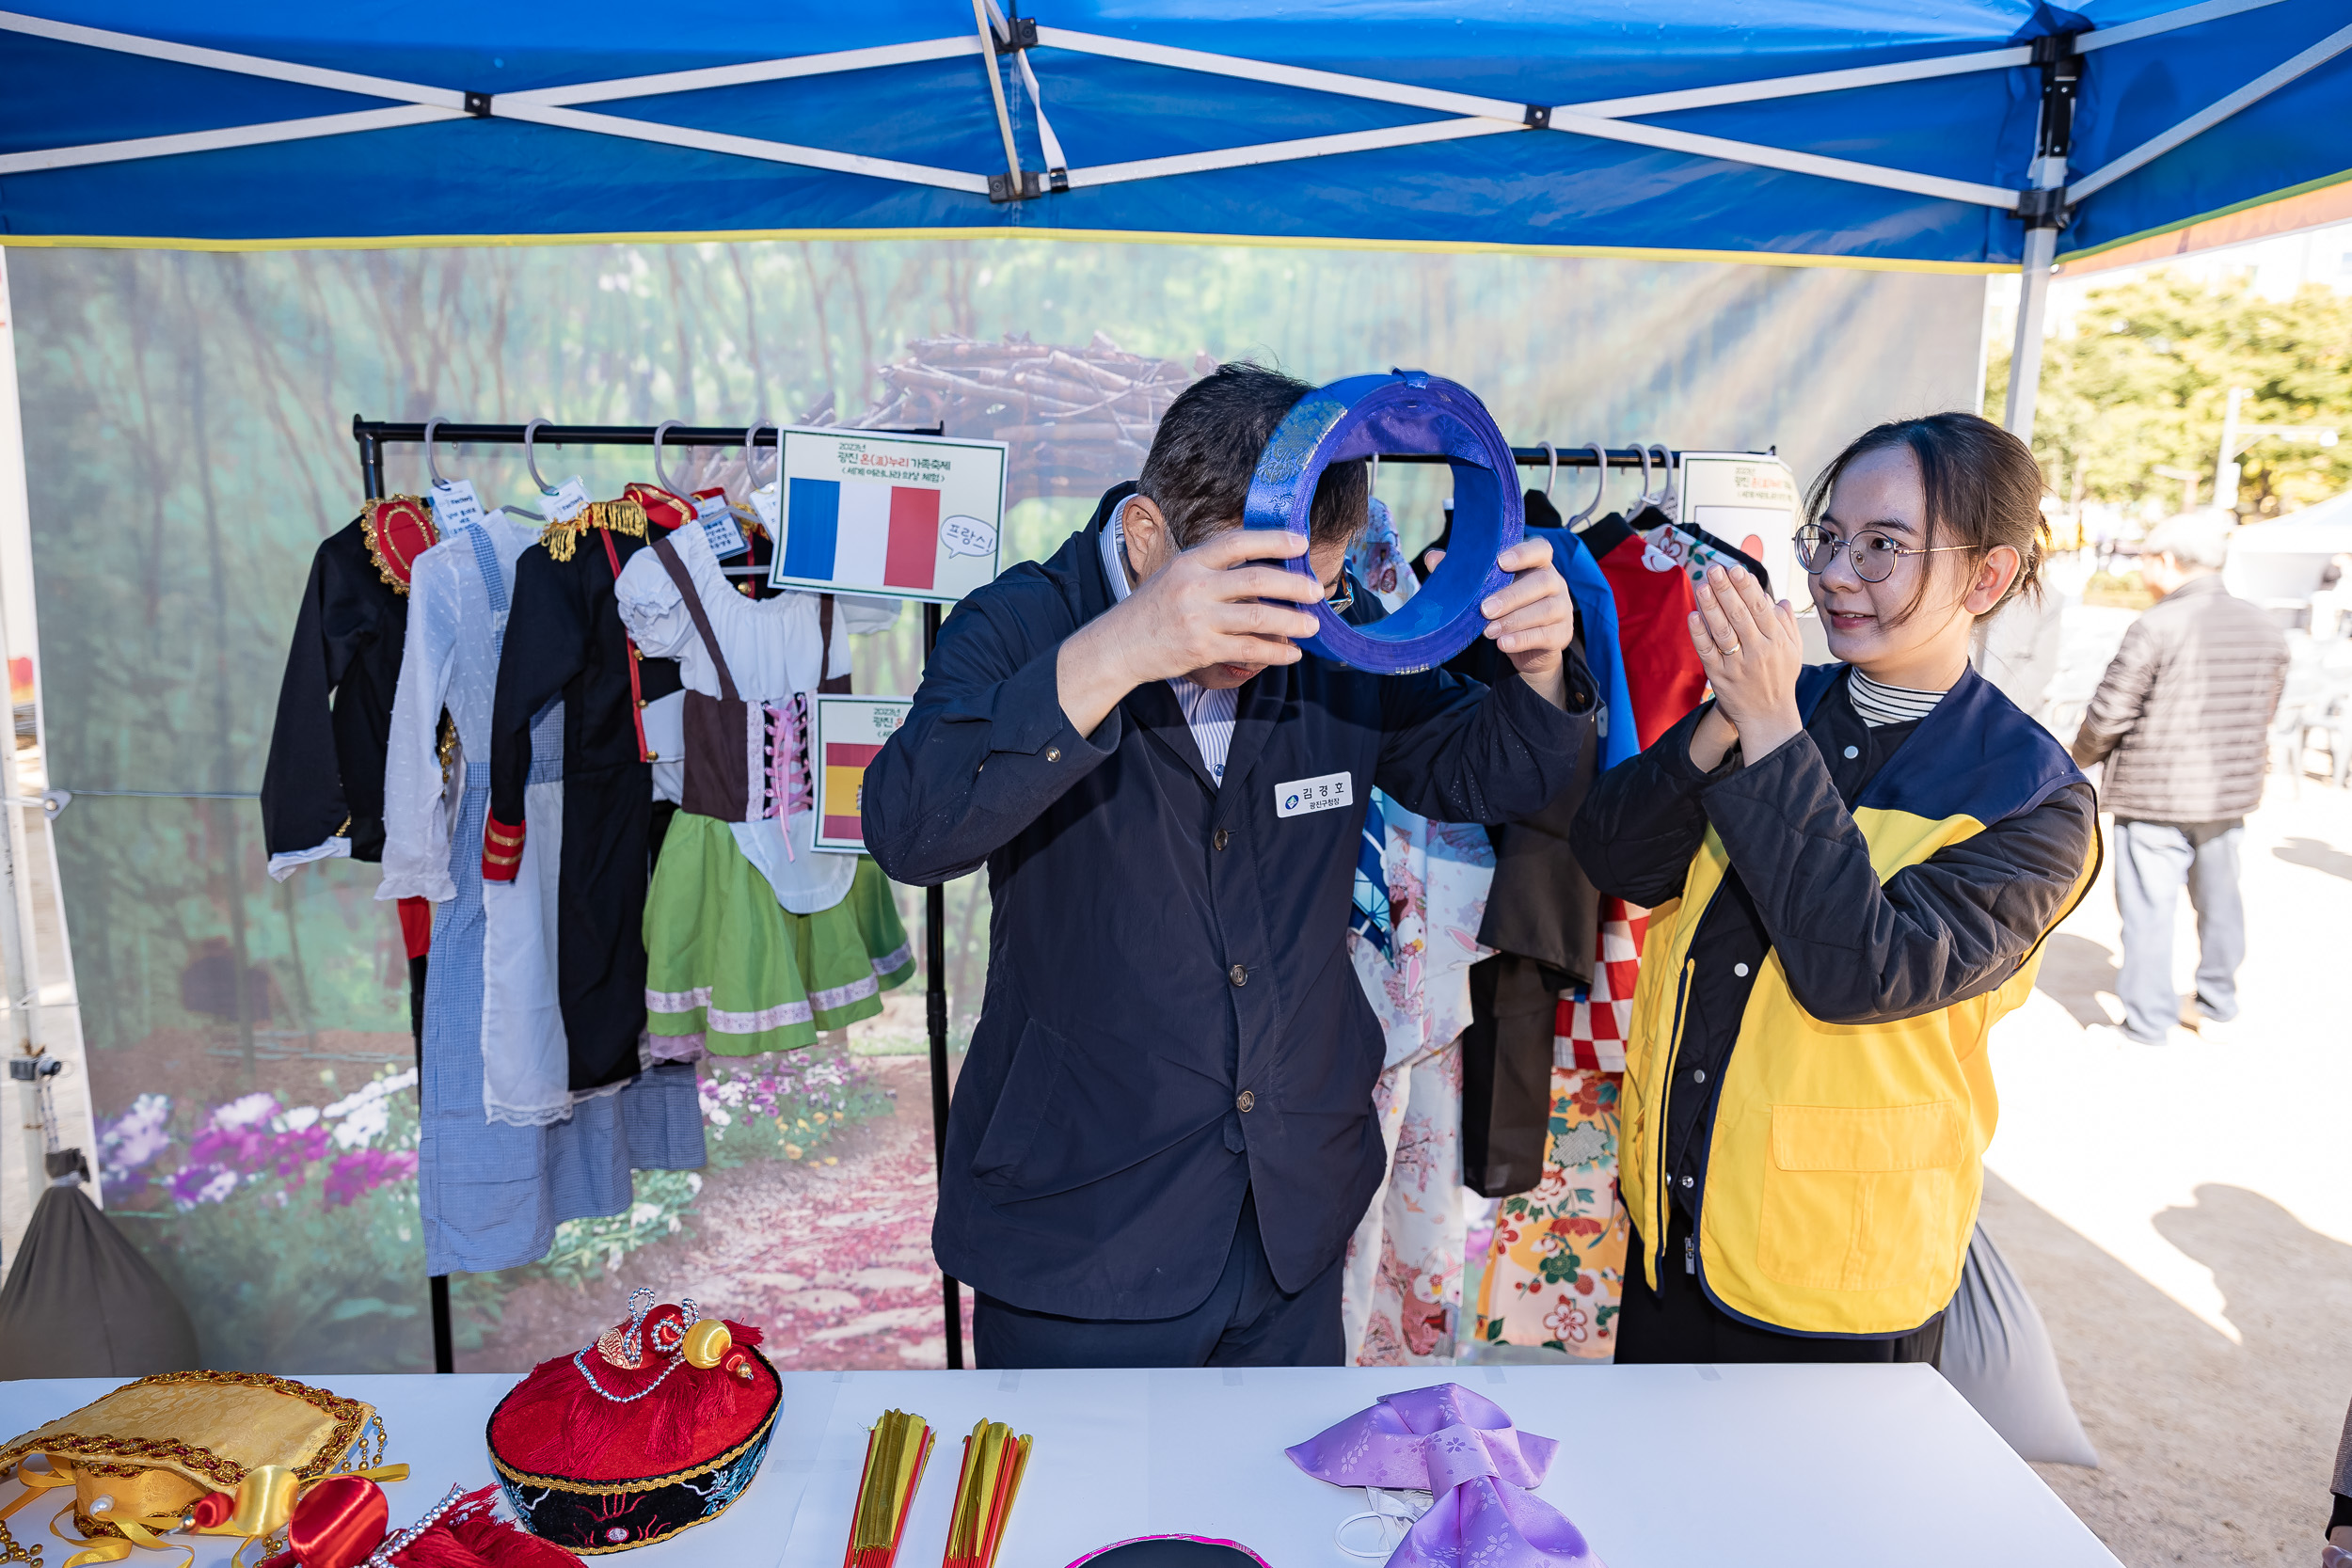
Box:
[2,1364,2119,1568]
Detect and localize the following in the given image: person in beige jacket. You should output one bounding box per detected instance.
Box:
[2071,512,2288,1045]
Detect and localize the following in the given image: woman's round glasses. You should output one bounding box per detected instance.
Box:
[1792,523,1968,583]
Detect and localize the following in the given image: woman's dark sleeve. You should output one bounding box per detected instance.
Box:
[1568,701,1729,908]
[1702,736,2098,1024]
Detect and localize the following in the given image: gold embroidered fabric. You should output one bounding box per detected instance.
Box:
[359,497,438,594]
[0,1372,374,1528]
[540,499,648,563]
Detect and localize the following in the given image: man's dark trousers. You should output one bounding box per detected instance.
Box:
[972,1190,1343,1369]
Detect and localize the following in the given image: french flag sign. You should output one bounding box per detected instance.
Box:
[768,428,1009,605]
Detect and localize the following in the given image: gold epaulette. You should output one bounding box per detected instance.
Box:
[541,499,649,562]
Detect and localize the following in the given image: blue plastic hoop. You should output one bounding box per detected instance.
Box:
[1241,370,1522,675]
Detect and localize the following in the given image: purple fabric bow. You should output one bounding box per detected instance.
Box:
[1285,1385,1605,1568]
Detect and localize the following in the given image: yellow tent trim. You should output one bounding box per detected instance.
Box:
[0,224,2010,275]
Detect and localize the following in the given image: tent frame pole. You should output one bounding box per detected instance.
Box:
[2003,33,2083,443]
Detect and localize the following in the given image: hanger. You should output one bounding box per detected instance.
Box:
[651,419,686,499]
[504,417,556,522]
[1649,444,1679,519]
[422,416,453,490]
[1630,443,1655,515]
[719,418,777,578]
[1566,443,1609,529]
[1537,441,1557,499]
[743,417,777,495]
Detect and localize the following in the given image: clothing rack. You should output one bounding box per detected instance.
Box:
[348,417,1731,1378]
[352,415,960,1378]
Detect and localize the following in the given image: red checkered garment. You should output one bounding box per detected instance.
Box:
[1553,897,1646,1073]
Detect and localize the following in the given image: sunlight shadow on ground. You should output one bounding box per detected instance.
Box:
[1985,1174,2352,1567]
[2274,836,2352,881]
[2032,932,2122,1028]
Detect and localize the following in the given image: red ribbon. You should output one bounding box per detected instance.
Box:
[284,1476,388,1568]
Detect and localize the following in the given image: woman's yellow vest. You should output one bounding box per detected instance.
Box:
[1619,665,2099,1338]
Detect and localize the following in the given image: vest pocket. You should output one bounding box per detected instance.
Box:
[1755,1101,1966,1292]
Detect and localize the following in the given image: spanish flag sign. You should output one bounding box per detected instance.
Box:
[811,695,914,853]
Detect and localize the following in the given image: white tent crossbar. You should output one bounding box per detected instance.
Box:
[1559,0,2284,120]
[2069,16,2352,200]
[0,8,465,110]
[1032,25,1526,121]
[0,105,461,178]
[2075,0,2287,53]
[1063,118,1518,190]
[1560,46,2029,120]
[983,0,1069,173]
[497,37,981,109]
[1544,110,2017,207]
[495,103,989,193]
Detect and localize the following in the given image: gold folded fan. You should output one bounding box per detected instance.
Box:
[0,1372,383,1534]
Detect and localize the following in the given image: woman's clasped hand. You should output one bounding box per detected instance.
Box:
[1685,562,1804,772]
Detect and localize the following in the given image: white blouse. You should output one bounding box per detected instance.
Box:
[616,525,886,914]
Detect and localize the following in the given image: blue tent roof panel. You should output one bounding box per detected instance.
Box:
[0,0,2345,267]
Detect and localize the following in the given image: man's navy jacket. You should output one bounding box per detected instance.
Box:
[863,484,1592,1320]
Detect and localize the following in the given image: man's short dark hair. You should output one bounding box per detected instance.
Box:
[1137,362,1368,551]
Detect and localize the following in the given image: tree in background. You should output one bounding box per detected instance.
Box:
[1986,271,2352,521]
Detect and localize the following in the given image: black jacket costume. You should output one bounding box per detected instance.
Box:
[261,506,430,867]
[485,488,686,1093]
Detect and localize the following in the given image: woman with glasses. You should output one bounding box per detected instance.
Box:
[1569,411,2100,1364]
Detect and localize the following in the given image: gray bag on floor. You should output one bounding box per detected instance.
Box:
[0,1181,200,1379]
[1936,1223,2100,1467]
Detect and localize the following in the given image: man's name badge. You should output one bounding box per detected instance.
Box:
[1275,770,1354,819]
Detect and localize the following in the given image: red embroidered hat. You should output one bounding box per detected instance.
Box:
[485,1291,779,1555]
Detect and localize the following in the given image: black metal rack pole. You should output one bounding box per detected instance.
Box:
[921,604,961,1370]
[356,425,454,1376]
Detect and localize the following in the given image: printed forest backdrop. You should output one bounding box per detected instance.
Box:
[5,237,1980,1371]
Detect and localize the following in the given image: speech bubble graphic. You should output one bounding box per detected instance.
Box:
[940,515,997,559]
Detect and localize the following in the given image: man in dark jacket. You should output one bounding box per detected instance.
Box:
[2073,512,2289,1045]
[862,365,1591,1368]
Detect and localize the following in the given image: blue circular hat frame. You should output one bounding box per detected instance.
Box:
[1241,370,1522,675]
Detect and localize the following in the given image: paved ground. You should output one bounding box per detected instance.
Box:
[1988,748,2352,1565]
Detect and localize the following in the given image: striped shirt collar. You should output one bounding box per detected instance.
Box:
[1847,667,1947,728]
[1100,505,1239,786]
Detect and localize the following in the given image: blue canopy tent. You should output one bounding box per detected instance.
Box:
[2,0,2349,435]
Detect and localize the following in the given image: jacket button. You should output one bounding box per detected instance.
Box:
[1692,1068,1707,1085]
[1236,1089,1256,1113]
[1843,745,1860,759]
[1213,828,1230,851]
[1680,1175,1695,1189]
[1229,963,1248,987]
[1733,962,1750,977]
[1045,746,1061,762]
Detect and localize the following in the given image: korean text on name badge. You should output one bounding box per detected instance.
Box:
[1274,771,1355,819]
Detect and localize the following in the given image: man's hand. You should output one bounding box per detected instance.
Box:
[1486,539,1576,703]
[1057,528,1323,735]
[1432,540,1576,707]
[1689,562,1804,762]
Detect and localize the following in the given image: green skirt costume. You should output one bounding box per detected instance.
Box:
[644,812,914,1054]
